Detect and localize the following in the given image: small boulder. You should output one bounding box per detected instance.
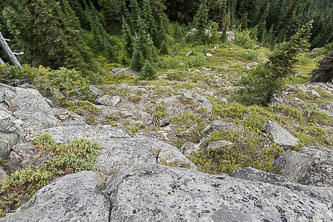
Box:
[206,53,213,57]
[307,89,321,97]
[263,121,299,147]
[180,142,199,156]
[0,133,20,160]
[207,140,233,151]
[96,95,121,107]
[275,146,333,188]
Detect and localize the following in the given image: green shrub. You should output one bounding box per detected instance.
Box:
[6,65,91,102]
[160,56,180,69]
[190,129,284,175]
[187,55,206,68]
[0,134,101,217]
[237,22,312,105]
[234,30,258,49]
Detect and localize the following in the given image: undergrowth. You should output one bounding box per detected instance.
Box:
[0,134,101,217]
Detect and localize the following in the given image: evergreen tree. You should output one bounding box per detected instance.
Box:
[131,34,145,72]
[311,50,333,82]
[194,0,209,42]
[159,40,169,54]
[140,59,156,80]
[237,21,313,105]
[130,18,158,75]
[122,18,134,57]
[2,0,98,78]
[275,0,301,42]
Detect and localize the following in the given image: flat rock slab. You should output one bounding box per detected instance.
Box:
[96,136,196,175]
[28,125,130,143]
[1,171,109,222]
[263,121,299,147]
[105,164,333,222]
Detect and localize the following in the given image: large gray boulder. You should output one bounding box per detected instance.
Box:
[1,171,109,222]
[96,136,196,175]
[105,163,333,221]
[275,146,333,187]
[263,121,299,147]
[9,87,61,137]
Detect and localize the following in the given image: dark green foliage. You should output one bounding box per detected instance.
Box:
[159,40,169,55]
[193,0,209,42]
[122,18,134,57]
[237,22,312,105]
[0,134,101,217]
[2,0,99,79]
[130,18,158,75]
[311,50,333,82]
[140,59,156,80]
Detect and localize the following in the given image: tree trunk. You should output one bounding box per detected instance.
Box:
[0,32,21,67]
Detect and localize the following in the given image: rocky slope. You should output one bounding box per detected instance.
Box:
[1,74,333,221]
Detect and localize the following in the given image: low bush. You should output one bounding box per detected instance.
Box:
[0,134,101,217]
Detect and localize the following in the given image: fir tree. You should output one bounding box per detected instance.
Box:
[122,17,134,57]
[311,50,333,82]
[159,40,169,54]
[237,21,313,105]
[194,0,209,42]
[2,0,98,78]
[140,59,156,80]
[130,18,158,75]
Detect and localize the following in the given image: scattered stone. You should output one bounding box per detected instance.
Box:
[207,140,233,151]
[53,108,87,126]
[180,142,199,156]
[246,62,258,69]
[110,68,138,77]
[307,89,321,97]
[0,133,20,160]
[0,166,7,183]
[185,51,193,57]
[1,171,110,222]
[263,121,299,147]
[95,95,121,107]
[226,30,235,41]
[89,85,103,98]
[201,67,211,71]
[104,163,333,221]
[120,110,133,118]
[220,97,228,104]
[193,93,212,114]
[202,120,243,134]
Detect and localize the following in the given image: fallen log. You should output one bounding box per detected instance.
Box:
[0,56,4,65]
[0,32,21,67]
